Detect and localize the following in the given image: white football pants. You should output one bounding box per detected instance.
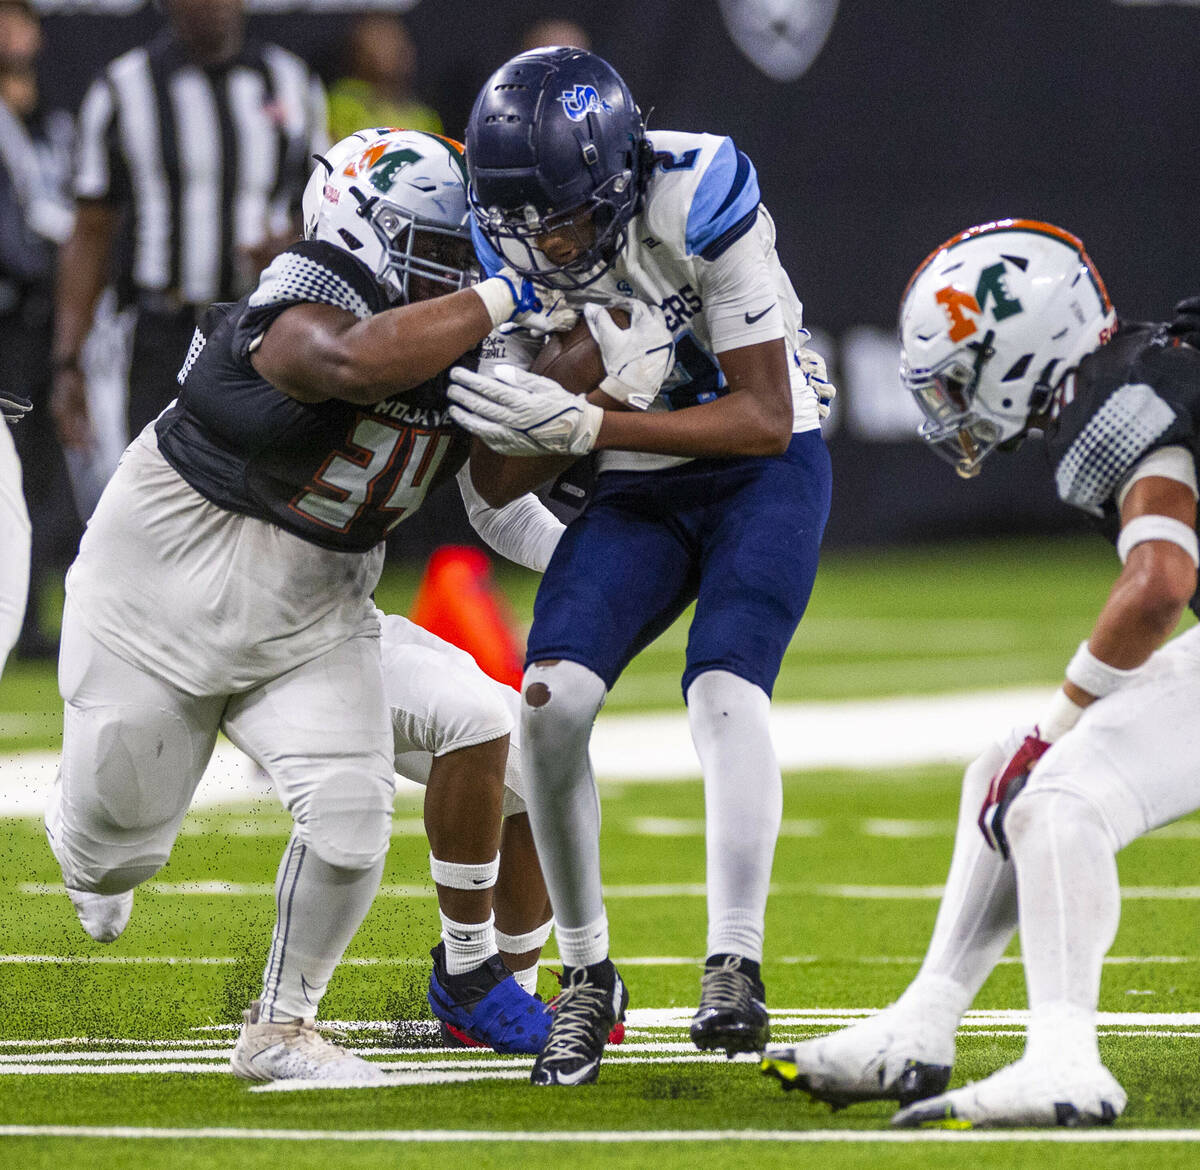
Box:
[908,623,1200,1045]
[0,424,30,678]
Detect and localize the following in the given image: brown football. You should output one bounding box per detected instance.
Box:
[530,306,630,394]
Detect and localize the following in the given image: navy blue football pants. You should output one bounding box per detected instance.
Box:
[526,429,832,699]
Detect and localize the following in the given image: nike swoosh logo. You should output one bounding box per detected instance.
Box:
[744,306,773,324]
[547,1060,600,1085]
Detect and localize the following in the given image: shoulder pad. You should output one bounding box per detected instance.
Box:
[248,240,385,320]
[644,133,760,261]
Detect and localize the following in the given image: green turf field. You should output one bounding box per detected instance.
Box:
[2,536,1198,1166]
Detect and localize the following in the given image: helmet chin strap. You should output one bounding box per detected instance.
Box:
[955,437,982,479]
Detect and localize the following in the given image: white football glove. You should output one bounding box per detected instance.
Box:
[797,328,836,419]
[584,299,675,410]
[474,267,580,336]
[508,280,580,338]
[448,363,603,457]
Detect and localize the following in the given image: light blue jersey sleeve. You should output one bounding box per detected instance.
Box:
[683,136,761,260]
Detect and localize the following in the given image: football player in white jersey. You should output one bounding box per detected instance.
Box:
[0,400,32,677]
[44,128,572,1081]
[763,221,1200,1129]
[447,47,835,1085]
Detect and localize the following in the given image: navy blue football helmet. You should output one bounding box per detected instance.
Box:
[466,47,648,290]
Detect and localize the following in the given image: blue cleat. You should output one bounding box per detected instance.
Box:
[427,943,552,1054]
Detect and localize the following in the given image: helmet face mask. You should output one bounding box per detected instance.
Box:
[303,128,474,305]
[899,219,1115,478]
[466,47,646,290]
[903,329,1006,478]
[362,196,475,303]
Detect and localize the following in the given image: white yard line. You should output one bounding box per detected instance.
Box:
[1,1124,1199,1143]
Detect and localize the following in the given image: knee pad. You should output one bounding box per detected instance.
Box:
[65,700,202,831]
[50,699,205,893]
[519,661,606,800]
[520,661,606,743]
[293,769,393,870]
[1004,786,1116,859]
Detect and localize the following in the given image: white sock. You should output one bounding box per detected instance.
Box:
[1007,788,1118,1048]
[520,661,608,932]
[686,671,780,963]
[1025,1001,1101,1067]
[894,973,973,1037]
[440,911,496,975]
[260,834,384,1021]
[511,963,540,996]
[556,914,610,968]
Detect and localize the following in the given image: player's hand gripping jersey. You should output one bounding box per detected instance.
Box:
[475,131,825,472]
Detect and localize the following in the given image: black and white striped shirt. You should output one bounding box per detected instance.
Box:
[73,33,328,307]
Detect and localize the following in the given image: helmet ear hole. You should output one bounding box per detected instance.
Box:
[1002,353,1032,382]
[338,229,364,252]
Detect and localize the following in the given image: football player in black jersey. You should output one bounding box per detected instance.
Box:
[44,129,574,1081]
[763,220,1200,1128]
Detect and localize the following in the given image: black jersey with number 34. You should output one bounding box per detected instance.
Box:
[1045,309,1200,615]
[154,239,470,553]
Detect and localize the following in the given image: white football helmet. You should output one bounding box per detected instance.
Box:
[899,219,1116,478]
[303,127,474,303]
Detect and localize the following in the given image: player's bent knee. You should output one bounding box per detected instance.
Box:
[68,702,202,832]
[521,660,605,728]
[81,858,163,895]
[295,773,393,870]
[46,776,175,894]
[1004,786,1114,858]
[51,828,168,895]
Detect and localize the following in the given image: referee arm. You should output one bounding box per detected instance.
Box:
[51,200,117,451]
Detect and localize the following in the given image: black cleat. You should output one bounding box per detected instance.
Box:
[530,959,628,1085]
[690,953,770,1057]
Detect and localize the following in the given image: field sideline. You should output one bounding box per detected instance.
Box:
[2,537,1198,1167]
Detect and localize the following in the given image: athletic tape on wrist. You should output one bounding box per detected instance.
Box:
[474,277,517,328]
[1064,640,1145,699]
[495,918,554,955]
[1036,687,1085,743]
[429,851,500,891]
[1116,514,1199,566]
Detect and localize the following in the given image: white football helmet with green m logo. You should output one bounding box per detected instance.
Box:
[303,127,474,304]
[899,219,1116,478]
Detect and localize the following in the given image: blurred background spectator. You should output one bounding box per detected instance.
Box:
[520,17,591,53]
[327,12,442,141]
[0,0,77,659]
[49,0,327,490]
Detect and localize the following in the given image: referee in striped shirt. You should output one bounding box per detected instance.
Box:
[51,0,328,454]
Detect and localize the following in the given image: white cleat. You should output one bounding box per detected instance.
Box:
[760,1005,953,1108]
[67,887,133,943]
[891,1056,1126,1128]
[230,1000,389,1085]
